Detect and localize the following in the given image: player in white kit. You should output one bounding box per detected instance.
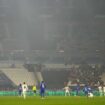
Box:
[63,86,70,96]
[98,85,103,96]
[103,85,105,96]
[22,82,28,99]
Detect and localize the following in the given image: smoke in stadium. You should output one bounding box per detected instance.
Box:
[0,0,105,104]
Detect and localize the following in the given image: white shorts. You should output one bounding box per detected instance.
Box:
[65,90,69,93]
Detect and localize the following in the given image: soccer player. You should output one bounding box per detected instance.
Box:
[63,86,70,96]
[32,85,37,96]
[18,83,22,97]
[40,81,46,99]
[103,85,105,96]
[98,85,103,96]
[22,82,28,99]
[83,85,88,97]
[87,86,93,98]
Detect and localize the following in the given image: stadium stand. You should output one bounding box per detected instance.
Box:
[101,73,105,84]
[0,71,14,89]
[1,67,36,86]
[42,69,70,89]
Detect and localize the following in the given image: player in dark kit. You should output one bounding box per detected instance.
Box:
[18,84,22,96]
[83,85,88,97]
[40,81,46,99]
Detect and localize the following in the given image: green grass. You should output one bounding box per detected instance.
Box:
[0,96,105,105]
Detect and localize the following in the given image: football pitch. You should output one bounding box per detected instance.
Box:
[0,96,105,105]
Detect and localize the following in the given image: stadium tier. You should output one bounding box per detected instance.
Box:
[1,67,36,86]
[42,69,69,89]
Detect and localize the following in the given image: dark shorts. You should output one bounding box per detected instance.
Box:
[19,90,22,95]
[40,89,45,93]
[33,90,36,93]
[84,91,88,95]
